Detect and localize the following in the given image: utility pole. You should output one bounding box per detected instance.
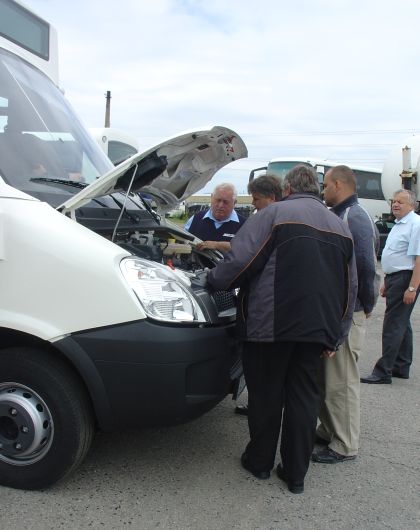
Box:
[104,90,111,128]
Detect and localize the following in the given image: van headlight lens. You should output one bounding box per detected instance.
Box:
[120,257,206,323]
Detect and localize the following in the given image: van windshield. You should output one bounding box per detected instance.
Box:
[0,48,113,194]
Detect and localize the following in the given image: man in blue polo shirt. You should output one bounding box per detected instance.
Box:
[361,189,420,384]
[184,183,246,253]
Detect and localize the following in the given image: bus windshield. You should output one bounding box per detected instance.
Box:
[0,48,113,195]
[266,160,385,201]
[266,160,324,186]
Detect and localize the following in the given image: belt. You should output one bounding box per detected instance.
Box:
[385,269,412,276]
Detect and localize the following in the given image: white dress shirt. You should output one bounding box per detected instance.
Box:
[381,211,420,274]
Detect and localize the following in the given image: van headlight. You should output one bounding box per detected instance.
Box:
[120,257,206,323]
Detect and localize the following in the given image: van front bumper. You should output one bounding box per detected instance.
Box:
[56,319,241,430]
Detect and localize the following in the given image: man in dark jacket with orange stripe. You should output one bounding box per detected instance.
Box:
[207,165,357,494]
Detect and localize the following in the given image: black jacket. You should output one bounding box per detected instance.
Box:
[208,194,357,350]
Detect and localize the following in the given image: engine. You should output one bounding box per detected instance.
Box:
[114,227,218,272]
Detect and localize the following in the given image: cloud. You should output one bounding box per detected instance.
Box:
[27,0,420,193]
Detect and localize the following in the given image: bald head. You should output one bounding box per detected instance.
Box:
[323,165,357,207]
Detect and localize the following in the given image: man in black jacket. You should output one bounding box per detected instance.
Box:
[207,165,357,494]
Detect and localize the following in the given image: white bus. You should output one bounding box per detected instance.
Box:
[90,127,139,165]
[250,157,388,219]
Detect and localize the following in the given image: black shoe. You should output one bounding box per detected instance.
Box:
[392,371,409,379]
[312,447,356,464]
[360,374,392,384]
[276,464,304,494]
[235,404,249,416]
[315,435,329,445]
[241,453,270,480]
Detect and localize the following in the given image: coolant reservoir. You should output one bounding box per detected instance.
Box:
[161,242,192,255]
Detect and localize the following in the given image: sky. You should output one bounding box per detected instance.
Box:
[27,0,420,194]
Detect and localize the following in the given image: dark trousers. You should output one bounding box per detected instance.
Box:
[242,341,323,483]
[374,270,419,378]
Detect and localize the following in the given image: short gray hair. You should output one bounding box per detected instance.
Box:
[213,182,237,201]
[393,189,417,207]
[283,164,320,196]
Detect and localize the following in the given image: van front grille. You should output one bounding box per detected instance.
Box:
[211,290,236,313]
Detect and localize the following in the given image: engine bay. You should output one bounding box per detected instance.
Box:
[113,224,218,273]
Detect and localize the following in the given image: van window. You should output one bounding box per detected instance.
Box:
[0,48,112,191]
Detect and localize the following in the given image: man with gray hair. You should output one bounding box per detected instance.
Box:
[184,182,245,253]
[361,189,420,383]
[207,164,357,494]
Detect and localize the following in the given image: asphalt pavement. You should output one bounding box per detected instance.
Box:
[1,285,419,530]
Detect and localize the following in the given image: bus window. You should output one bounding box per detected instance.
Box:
[266,160,310,180]
[108,140,138,165]
[353,170,385,200]
[266,160,324,187]
[0,0,49,59]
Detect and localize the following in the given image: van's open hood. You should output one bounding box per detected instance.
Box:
[58,125,247,215]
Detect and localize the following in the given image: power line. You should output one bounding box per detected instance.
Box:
[134,129,420,141]
[247,144,394,148]
[243,129,420,137]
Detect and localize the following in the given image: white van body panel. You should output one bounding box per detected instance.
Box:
[0,178,38,201]
[0,197,146,340]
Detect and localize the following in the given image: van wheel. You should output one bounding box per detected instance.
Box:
[0,347,94,490]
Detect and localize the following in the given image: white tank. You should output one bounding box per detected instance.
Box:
[381,136,420,203]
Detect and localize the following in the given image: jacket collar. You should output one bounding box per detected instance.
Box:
[284,193,324,204]
[331,193,358,216]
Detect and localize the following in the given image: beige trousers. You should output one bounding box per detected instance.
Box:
[317,311,367,456]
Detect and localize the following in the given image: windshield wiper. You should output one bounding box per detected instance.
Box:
[109,193,148,223]
[30,177,89,189]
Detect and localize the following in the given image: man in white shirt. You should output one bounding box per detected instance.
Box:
[361,189,420,383]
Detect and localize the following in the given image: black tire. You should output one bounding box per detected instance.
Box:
[0,347,94,490]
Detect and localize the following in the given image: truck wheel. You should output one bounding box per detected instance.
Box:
[0,347,94,490]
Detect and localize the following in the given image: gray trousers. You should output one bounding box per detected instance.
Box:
[374,270,419,379]
[317,311,366,456]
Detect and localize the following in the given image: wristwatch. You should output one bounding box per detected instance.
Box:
[408,286,417,293]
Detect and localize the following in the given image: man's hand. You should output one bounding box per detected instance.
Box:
[196,241,231,253]
[190,269,209,289]
[380,284,386,297]
[196,240,218,250]
[403,289,417,305]
[322,349,336,358]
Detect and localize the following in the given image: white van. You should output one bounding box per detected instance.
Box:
[0,0,247,490]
